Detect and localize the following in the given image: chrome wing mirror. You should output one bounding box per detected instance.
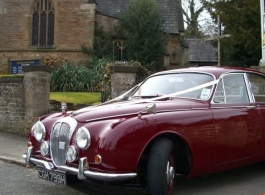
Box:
[138,103,156,118]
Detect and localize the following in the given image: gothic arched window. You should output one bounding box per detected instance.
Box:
[32,0,54,46]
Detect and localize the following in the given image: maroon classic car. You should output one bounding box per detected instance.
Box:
[23,66,265,195]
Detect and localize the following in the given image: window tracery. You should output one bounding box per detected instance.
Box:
[32,0,54,46]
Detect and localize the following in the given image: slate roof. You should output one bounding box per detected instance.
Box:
[184,39,218,62]
[95,0,184,34]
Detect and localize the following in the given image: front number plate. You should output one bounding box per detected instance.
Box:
[38,168,67,186]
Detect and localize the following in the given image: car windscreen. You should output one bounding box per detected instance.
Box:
[132,73,215,100]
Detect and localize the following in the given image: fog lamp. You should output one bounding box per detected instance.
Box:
[40,141,49,156]
[66,146,77,162]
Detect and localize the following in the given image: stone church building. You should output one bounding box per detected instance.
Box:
[0,0,186,74]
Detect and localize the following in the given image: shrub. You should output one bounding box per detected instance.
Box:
[89,57,111,100]
[118,0,167,71]
[50,62,96,92]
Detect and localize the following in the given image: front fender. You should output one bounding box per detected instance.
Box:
[81,112,192,173]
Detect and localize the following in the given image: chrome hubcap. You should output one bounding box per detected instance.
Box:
[166,160,175,189]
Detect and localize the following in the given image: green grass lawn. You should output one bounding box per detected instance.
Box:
[50,92,101,105]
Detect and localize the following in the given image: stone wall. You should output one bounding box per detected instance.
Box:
[166,34,187,68]
[0,66,51,135]
[0,0,95,74]
[0,75,26,135]
[0,0,187,73]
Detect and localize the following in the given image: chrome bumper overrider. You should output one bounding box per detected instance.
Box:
[23,146,137,182]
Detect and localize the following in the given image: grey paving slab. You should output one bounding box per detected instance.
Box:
[0,132,28,165]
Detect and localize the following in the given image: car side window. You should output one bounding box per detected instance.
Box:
[213,74,249,103]
[247,73,265,102]
[213,79,225,103]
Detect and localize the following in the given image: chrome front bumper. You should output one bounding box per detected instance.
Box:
[23,146,137,182]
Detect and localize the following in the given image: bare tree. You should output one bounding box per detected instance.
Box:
[182,0,215,38]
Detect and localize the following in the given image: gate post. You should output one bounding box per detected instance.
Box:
[22,65,52,132]
[109,65,138,99]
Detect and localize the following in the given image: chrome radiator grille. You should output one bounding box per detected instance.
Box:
[50,122,71,167]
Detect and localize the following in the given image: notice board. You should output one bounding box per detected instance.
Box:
[11,59,40,74]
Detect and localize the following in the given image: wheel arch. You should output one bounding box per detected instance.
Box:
[137,132,193,177]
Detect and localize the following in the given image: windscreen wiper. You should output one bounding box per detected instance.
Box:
[132,94,165,99]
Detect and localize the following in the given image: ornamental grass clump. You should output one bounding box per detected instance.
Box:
[50,62,96,92]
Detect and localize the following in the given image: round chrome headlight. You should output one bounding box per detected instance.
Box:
[40,141,49,156]
[76,127,91,149]
[32,122,46,142]
[66,146,78,162]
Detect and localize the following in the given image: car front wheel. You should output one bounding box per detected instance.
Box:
[147,138,176,195]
